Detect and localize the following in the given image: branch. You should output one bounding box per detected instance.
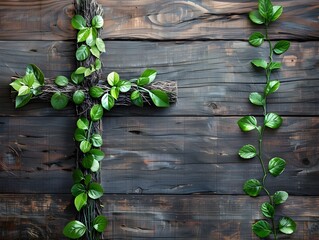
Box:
[11,76,177,106]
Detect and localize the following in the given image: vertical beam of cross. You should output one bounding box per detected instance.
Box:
[10,0,176,239]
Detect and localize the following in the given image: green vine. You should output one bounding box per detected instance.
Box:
[9,1,173,239]
[238,0,296,239]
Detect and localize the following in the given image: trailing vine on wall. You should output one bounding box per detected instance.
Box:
[9,0,176,239]
[237,0,296,239]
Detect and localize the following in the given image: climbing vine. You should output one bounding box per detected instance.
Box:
[238,0,296,239]
[9,0,175,239]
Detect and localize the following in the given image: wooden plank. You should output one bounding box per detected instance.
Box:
[0,1,318,41]
[1,41,318,117]
[0,194,318,239]
[1,116,318,195]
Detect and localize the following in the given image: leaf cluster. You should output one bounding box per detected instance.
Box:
[237,0,296,239]
[10,64,45,108]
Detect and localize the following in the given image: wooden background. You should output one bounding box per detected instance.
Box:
[0,0,318,239]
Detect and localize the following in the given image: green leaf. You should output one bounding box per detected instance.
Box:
[18,86,31,96]
[271,5,283,22]
[92,15,104,28]
[91,133,103,147]
[74,192,87,211]
[261,202,275,218]
[63,220,86,239]
[101,93,115,111]
[80,140,92,153]
[258,0,273,21]
[96,38,106,52]
[95,59,102,70]
[118,80,131,93]
[22,74,35,87]
[249,10,265,25]
[88,182,104,199]
[26,64,44,85]
[264,80,280,96]
[268,157,286,176]
[249,92,265,106]
[77,117,89,130]
[90,159,100,172]
[84,174,92,186]
[273,191,289,205]
[273,40,290,55]
[71,72,84,85]
[71,183,86,197]
[77,28,90,43]
[107,72,120,86]
[137,77,150,86]
[238,144,257,159]
[75,67,87,75]
[76,45,90,61]
[74,128,86,142]
[251,59,267,69]
[131,90,143,107]
[252,220,272,238]
[10,79,23,91]
[90,104,104,121]
[149,89,169,107]
[243,179,262,197]
[51,92,68,110]
[72,169,84,183]
[85,28,95,47]
[71,15,86,30]
[15,93,33,108]
[54,76,69,87]
[264,112,282,129]
[90,149,105,161]
[237,116,257,132]
[82,154,94,169]
[279,217,296,235]
[73,90,85,105]
[141,69,157,83]
[90,46,100,58]
[89,86,104,98]
[269,62,282,70]
[249,32,265,47]
[84,68,93,77]
[110,86,120,100]
[93,215,108,233]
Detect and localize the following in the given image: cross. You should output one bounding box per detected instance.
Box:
[9,0,177,239]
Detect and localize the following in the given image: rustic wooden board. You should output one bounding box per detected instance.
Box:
[0,0,318,41]
[1,41,318,117]
[0,194,318,239]
[1,116,318,195]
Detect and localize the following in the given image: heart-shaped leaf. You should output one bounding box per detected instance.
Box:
[93,215,108,233]
[88,182,104,199]
[74,192,87,211]
[279,217,296,235]
[76,45,90,61]
[274,40,290,55]
[249,32,265,47]
[261,202,274,218]
[268,157,286,176]
[63,220,86,239]
[264,112,282,129]
[237,116,257,132]
[264,80,280,96]
[149,89,169,107]
[101,93,115,111]
[252,220,272,238]
[90,104,103,121]
[51,92,68,110]
[249,10,265,24]
[55,75,69,87]
[80,140,92,153]
[89,149,105,161]
[71,15,86,30]
[238,144,257,159]
[89,86,104,98]
[77,117,89,130]
[251,59,267,69]
[243,179,262,197]
[249,92,265,106]
[273,191,288,205]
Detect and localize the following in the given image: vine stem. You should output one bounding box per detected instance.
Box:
[257,25,278,240]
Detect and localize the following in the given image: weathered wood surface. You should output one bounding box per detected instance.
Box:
[0,0,318,41]
[1,41,318,117]
[1,116,318,195]
[0,194,318,239]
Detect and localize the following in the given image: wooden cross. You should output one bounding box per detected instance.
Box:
[10,0,176,239]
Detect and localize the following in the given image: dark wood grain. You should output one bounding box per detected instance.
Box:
[1,41,318,117]
[0,0,318,41]
[0,194,318,239]
[1,116,318,195]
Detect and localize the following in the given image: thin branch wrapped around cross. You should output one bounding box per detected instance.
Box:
[9,0,177,239]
